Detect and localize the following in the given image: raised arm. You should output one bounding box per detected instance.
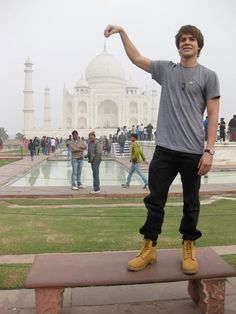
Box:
[104,24,151,73]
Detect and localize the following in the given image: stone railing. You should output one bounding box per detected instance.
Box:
[138,141,236,165]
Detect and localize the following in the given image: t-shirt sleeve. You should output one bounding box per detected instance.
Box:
[150,60,170,85]
[204,70,220,100]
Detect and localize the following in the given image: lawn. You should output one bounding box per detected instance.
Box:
[0,196,235,289]
[0,197,235,254]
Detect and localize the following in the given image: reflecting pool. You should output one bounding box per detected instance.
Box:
[9,160,145,187]
[8,160,236,187]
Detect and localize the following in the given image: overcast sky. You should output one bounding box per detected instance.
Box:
[0,0,235,136]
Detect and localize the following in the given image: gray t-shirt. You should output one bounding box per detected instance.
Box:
[151,61,220,154]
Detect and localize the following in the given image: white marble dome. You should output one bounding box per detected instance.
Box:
[75,78,89,87]
[85,50,124,81]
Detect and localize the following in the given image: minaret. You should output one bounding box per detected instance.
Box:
[43,86,51,129]
[23,57,34,133]
[151,89,158,126]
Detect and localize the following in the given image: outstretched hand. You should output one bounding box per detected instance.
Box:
[104,24,122,38]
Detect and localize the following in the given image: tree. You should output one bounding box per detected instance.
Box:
[0,127,8,141]
[15,132,25,141]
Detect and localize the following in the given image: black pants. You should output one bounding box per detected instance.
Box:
[140,146,202,242]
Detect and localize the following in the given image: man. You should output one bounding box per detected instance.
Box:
[70,130,87,190]
[121,133,148,188]
[66,135,72,160]
[228,115,236,142]
[28,139,35,161]
[203,116,208,141]
[146,123,153,141]
[139,123,145,140]
[33,137,40,155]
[50,137,56,153]
[219,118,226,142]
[104,24,220,274]
[87,132,102,194]
[117,131,126,154]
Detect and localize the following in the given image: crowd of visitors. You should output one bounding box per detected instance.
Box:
[203,115,236,142]
[21,136,62,158]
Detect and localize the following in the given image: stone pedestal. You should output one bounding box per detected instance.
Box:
[35,287,64,314]
[188,278,226,314]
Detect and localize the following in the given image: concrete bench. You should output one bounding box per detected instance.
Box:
[25,247,236,314]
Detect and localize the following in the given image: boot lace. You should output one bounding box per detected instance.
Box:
[137,241,151,257]
[184,240,194,260]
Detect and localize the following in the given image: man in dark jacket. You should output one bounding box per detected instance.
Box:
[87,132,102,194]
[118,131,126,154]
[28,139,35,161]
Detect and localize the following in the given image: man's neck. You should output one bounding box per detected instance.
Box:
[180,56,198,67]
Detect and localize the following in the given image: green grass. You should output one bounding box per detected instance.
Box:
[0,264,31,289]
[0,160,15,167]
[0,197,236,254]
[222,254,236,270]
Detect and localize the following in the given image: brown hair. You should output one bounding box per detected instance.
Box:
[88,131,96,137]
[130,133,137,139]
[175,25,204,57]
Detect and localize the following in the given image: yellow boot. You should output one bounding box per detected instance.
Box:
[127,239,157,271]
[182,240,198,275]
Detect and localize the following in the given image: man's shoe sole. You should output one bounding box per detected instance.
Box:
[182,267,198,275]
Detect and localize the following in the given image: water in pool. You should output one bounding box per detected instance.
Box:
[8,160,236,187]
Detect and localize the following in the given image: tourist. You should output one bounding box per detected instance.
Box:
[104,24,220,274]
[51,137,56,153]
[45,137,50,155]
[66,135,72,160]
[86,132,102,194]
[203,116,208,141]
[103,137,111,156]
[139,123,145,140]
[41,136,46,155]
[219,118,226,142]
[228,115,236,142]
[33,137,40,155]
[70,130,87,190]
[146,123,153,141]
[28,139,35,161]
[121,133,148,188]
[117,131,126,154]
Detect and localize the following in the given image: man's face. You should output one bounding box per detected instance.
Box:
[89,134,95,141]
[179,34,199,58]
[72,133,78,140]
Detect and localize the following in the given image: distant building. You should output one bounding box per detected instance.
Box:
[23,48,158,138]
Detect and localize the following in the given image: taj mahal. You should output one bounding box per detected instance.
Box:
[23,47,158,138]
